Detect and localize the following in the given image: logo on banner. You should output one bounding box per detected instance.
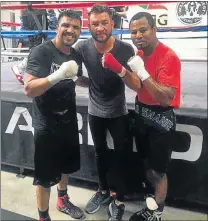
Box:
[5,107,34,135]
[5,106,204,162]
[176,1,207,25]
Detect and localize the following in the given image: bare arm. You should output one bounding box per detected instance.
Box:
[24,73,52,97]
[122,70,142,92]
[142,78,175,107]
[128,54,180,107]
[75,76,90,87]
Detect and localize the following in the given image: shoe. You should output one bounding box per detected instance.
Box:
[108,200,125,221]
[39,216,51,221]
[11,65,24,85]
[129,197,162,221]
[11,57,27,85]
[129,208,162,221]
[56,194,84,219]
[85,190,111,214]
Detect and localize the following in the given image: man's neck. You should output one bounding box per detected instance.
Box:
[52,38,71,55]
[143,39,159,56]
[94,36,115,54]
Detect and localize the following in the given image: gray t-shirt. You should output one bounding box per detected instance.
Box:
[75,38,135,118]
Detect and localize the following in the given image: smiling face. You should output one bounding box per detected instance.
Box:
[88,12,114,43]
[130,17,157,49]
[56,16,81,47]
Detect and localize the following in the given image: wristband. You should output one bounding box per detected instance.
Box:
[139,69,150,81]
[118,67,126,78]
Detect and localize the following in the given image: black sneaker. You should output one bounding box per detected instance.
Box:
[108,200,125,221]
[85,190,111,214]
[129,208,162,221]
[129,197,162,221]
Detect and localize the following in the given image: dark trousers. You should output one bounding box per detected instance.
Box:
[89,114,130,201]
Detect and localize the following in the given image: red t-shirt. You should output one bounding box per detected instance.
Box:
[137,42,181,109]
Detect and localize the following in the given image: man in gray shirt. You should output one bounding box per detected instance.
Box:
[75,4,141,221]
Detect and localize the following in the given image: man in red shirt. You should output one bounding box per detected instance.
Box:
[102,12,181,221]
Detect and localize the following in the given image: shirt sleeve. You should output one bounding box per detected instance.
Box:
[157,54,181,89]
[26,46,50,78]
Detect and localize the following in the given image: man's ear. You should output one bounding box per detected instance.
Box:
[153,26,157,33]
[55,25,58,34]
[111,20,115,29]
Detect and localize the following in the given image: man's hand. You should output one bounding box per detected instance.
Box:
[47,60,78,85]
[102,53,126,77]
[127,53,150,81]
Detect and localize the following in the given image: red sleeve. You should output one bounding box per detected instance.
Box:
[157,54,181,89]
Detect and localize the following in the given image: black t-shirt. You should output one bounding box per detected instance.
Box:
[111,7,125,29]
[75,38,135,118]
[26,40,82,130]
[22,9,48,48]
[22,9,48,30]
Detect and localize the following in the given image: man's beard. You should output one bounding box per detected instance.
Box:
[90,31,112,43]
[133,40,144,49]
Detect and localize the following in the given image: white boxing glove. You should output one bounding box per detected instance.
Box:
[47,60,78,86]
[127,56,150,81]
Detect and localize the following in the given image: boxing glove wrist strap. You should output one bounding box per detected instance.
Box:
[138,69,150,81]
[47,69,62,86]
[118,67,127,78]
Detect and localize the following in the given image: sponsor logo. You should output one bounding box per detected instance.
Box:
[176,1,207,25]
[5,106,204,162]
[137,4,168,26]
[139,4,168,11]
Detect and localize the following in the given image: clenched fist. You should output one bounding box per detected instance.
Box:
[47,60,78,85]
[127,53,150,81]
[102,53,126,78]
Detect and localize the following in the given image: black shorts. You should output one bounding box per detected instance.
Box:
[33,122,80,188]
[135,112,175,174]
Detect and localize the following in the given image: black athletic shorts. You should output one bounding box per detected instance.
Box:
[134,105,176,174]
[33,121,80,188]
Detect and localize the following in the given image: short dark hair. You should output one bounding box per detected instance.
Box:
[130,12,155,28]
[58,10,82,26]
[88,4,113,19]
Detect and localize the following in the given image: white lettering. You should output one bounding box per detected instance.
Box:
[88,121,94,146]
[5,107,204,162]
[77,113,83,144]
[171,124,203,162]
[5,107,34,135]
[105,123,203,162]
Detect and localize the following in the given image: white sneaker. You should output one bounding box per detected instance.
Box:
[11,65,24,85]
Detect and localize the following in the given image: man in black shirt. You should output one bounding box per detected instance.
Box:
[110,6,127,29]
[75,4,141,221]
[24,10,84,221]
[11,1,48,85]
